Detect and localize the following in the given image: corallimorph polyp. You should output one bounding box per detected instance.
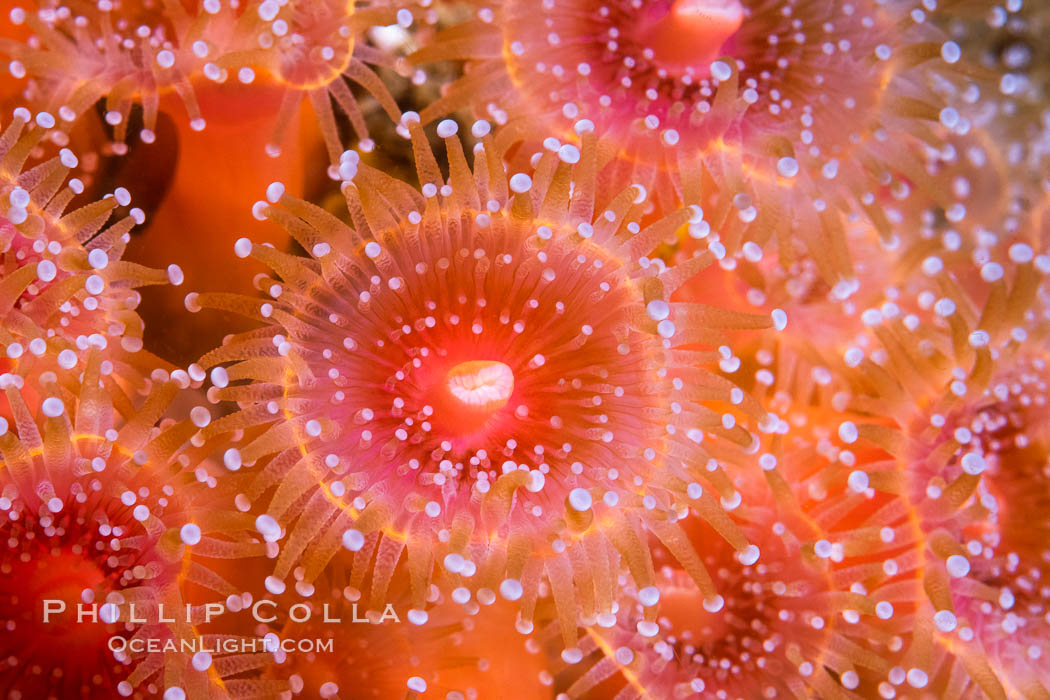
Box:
[822,244,1050,696]
[541,500,868,700]
[867,341,1050,698]
[0,352,265,699]
[412,0,977,276]
[928,348,1050,696]
[0,108,180,373]
[193,116,778,655]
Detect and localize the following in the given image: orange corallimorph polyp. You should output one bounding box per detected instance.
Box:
[411,0,977,278]
[644,521,840,699]
[729,309,1003,698]
[191,114,777,659]
[0,108,179,376]
[813,241,1050,695]
[1,0,423,166]
[0,353,266,699]
[537,489,894,699]
[203,0,417,164]
[895,348,1050,696]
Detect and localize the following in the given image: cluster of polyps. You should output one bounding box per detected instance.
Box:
[409,0,981,283]
[2,0,429,166]
[0,350,266,699]
[1,0,1047,698]
[188,113,784,662]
